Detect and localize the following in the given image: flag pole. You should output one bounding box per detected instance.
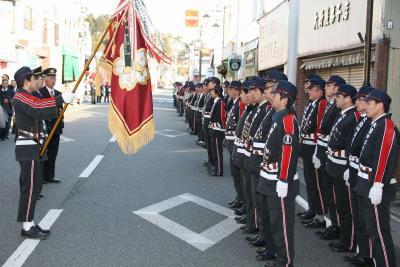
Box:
[40,19,113,156]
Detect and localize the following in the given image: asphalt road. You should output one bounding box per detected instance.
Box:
[0,88,399,267]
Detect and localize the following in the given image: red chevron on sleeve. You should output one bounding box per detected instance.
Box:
[221,100,226,128]
[239,100,245,116]
[374,118,395,183]
[14,93,57,109]
[280,113,295,180]
[315,99,327,142]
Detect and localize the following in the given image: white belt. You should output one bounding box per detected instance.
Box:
[211,127,225,132]
[16,140,37,145]
[234,139,243,147]
[252,142,265,149]
[237,148,246,154]
[225,135,235,140]
[260,171,299,181]
[349,161,359,170]
[317,134,329,142]
[302,140,316,146]
[244,150,251,157]
[358,171,397,185]
[203,115,211,119]
[301,133,315,139]
[252,149,263,156]
[317,140,328,147]
[327,154,347,165]
[327,148,346,158]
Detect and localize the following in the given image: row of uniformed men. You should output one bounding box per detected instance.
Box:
[174,71,398,267]
[12,66,76,240]
[297,74,399,267]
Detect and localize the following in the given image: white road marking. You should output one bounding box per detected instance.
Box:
[2,209,63,267]
[295,195,332,227]
[59,135,76,143]
[134,193,240,251]
[78,155,104,178]
[153,107,175,111]
[109,136,116,142]
[156,129,188,138]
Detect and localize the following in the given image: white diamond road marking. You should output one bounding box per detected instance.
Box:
[60,135,76,143]
[155,129,188,138]
[133,193,240,251]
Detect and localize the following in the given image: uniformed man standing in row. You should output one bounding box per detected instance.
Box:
[195,82,206,146]
[326,84,360,253]
[39,68,63,184]
[356,89,398,267]
[261,81,299,267]
[13,66,75,239]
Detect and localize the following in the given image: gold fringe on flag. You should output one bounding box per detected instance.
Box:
[108,97,155,154]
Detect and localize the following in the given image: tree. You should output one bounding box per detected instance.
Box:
[86,14,111,51]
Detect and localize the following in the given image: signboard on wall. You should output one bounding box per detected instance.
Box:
[298,0,383,57]
[258,1,289,71]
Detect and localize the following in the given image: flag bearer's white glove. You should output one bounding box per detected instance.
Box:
[62,92,76,104]
[276,180,288,198]
[369,182,383,205]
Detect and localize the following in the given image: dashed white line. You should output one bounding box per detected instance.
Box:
[2,209,63,267]
[78,155,104,178]
[109,136,116,142]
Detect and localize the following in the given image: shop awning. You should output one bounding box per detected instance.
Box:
[300,49,376,70]
[62,44,80,82]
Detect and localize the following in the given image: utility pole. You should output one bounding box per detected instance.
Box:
[199,27,203,82]
[363,0,373,86]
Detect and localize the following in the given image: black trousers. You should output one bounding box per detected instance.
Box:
[18,160,41,222]
[330,173,354,250]
[250,173,263,232]
[320,164,339,227]
[260,194,276,254]
[230,154,243,202]
[361,195,397,267]
[178,100,184,116]
[243,168,256,230]
[195,113,203,141]
[37,161,45,194]
[301,144,318,214]
[203,124,212,163]
[104,95,110,103]
[350,188,371,259]
[268,195,295,267]
[210,130,224,175]
[44,134,60,180]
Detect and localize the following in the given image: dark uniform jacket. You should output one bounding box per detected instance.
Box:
[300,96,327,146]
[356,114,399,200]
[202,93,214,127]
[316,99,341,163]
[258,109,300,198]
[209,97,226,133]
[232,105,254,167]
[249,104,274,174]
[39,86,64,135]
[225,98,245,152]
[195,93,206,120]
[326,106,360,178]
[1,87,14,115]
[243,101,270,172]
[348,115,371,187]
[13,88,63,161]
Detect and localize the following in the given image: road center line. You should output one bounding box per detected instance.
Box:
[2,209,63,267]
[78,155,104,178]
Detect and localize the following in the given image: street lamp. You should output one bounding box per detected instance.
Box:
[199,13,210,81]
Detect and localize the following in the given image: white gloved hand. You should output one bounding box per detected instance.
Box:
[62,92,76,104]
[313,154,321,169]
[369,182,384,205]
[276,180,288,198]
[343,169,350,187]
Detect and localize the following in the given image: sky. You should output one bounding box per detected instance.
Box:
[86,0,223,41]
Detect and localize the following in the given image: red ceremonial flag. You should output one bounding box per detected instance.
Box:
[99,0,171,154]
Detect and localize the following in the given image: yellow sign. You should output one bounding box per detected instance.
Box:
[185,10,199,27]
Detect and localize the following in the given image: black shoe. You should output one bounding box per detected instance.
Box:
[256,248,266,255]
[21,226,47,240]
[300,210,316,221]
[304,218,326,229]
[228,198,238,206]
[232,201,243,209]
[245,234,259,242]
[234,205,245,213]
[331,243,355,253]
[235,215,247,224]
[320,226,340,240]
[35,225,50,235]
[315,228,328,236]
[38,194,44,198]
[46,178,61,183]
[208,171,223,177]
[257,251,276,261]
[250,238,265,247]
[240,225,248,230]
[301,217,315,225]
[350,258,374,266]
[235,209,246,216]
[296,210,307,217]
[264,259,279,267]
[242,228,258,235]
